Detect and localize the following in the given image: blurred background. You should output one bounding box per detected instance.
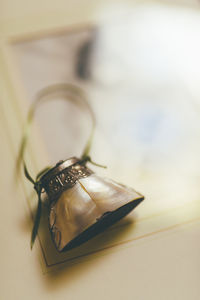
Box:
[12,0,200,221]
[1,0,200,299]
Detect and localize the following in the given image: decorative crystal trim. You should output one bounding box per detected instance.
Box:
[41,159,93,201]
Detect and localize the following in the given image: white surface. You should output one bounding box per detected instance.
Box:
[1,1,200,299]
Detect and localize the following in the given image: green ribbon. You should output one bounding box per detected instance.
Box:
[23,163,51,249]
[19,83,105,249]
